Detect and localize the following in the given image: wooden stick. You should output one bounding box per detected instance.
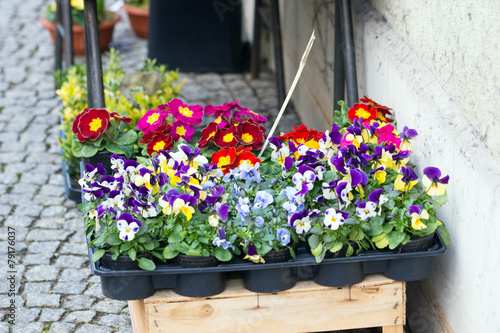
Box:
[258,30,316,158]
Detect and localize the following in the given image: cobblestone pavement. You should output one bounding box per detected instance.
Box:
[0,2,399,333]
[0,1,302,333]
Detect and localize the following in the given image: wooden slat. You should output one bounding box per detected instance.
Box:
[128,300,147,333]
[143,274,405,333]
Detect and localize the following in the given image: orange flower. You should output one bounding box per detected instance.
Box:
[347,103,378,122]
[211,148,236,174]
[231,147,261,169]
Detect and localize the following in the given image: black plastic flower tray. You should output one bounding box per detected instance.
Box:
[87,232,446,300]
[61,160,82,203]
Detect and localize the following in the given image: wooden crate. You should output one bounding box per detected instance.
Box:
[128,274,405,333]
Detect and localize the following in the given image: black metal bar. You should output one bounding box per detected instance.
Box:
[83,0,105,108]
[269,0,285,107]
[257,7,272,31]
[250,0,262,79]
[339,0,358,107]
[61,0,74,67]
[333,0,345,111]
[55,0,63,74]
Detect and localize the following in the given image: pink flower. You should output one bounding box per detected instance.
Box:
[137,109,168,134]
[376,124,401,148]
[168,98,204,125]
[233,107,268,124]
[170,121,195,142]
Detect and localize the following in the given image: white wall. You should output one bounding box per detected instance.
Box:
[276,0,500,332]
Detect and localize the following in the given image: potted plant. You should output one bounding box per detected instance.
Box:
[56,49,184,202]
[264,97,450,260]
[122,0,149,38]
[42,0,121,55]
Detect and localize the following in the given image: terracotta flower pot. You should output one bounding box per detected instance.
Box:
[40,13,121,55]
[123,4,149,38]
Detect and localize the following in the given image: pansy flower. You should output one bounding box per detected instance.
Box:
[116,213,142,241]
[72,108,110,142]
[244,244,265,263]
[167,98,204,125]
[172,193,198,221]
[290,210,312,234]
[253,191,273,210]
[235,197,251,223]
[238,160,261,183]
[292,165,316,195]
[399,126,418,151]
[355,200,377,221]
[277,228,290,246]
[394,166,419,192]
[408,205,429,230]
[423,167,449,196]
[213,227,235,250]
[324,208,348,230]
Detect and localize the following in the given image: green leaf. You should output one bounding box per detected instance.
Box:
[214,247,232,262]
[128,248,137,261]
[346,244,354,257]
[120,243,132,253]
[329,241,343,253]
[433,192,448,207]
[138,257,156,271]
[387,230,406,250]
[91,249,106,262]
[168,233,184,243]
[104,142,126,155]
[143,241,155,251]
[106,234,122,246]
[308,234,319,249]
[114,130,138,145]
[163,246,179,259]
[439,225,450,245]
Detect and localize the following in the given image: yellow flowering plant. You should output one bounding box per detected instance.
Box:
[45,0,109,27]
[57,49,184,177]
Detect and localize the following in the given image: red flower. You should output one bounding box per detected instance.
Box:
[214,126,238,148]
[359,95,394,122]
[146,134,173,156]
[234,120,265,149]
[140,124,173,144]
[110,112,132,124]
[279,124,323,145]
[211,148,236,174]
[347,103,378,122]
[198,122,219,149]
[231,147,261,168]
[72,108,110,142]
